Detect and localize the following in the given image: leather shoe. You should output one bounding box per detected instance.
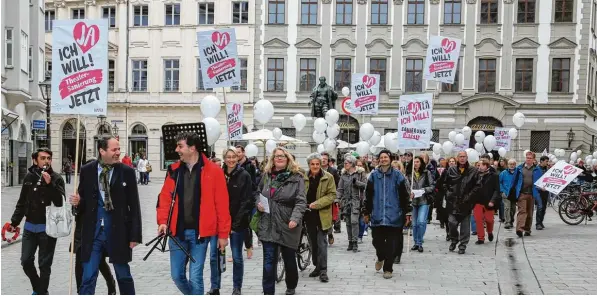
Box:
[309,269,321,277]
[418,246,424,252]
[475,240,484,245]
[488,233,494,242]
[411,245,419,251]
[319,272,329,283]
[449,243,457,252]
[536,224,544,230]
[524,232,531,236]
[516,231,523,238]
[458,248,466,254]
[286,289,296,295]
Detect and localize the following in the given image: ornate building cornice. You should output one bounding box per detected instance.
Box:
[85,0,96,6]
[357,0,367,4]
[393,0,404,4]
[322,0,332,4]
[503,0,514,3]
[430,0,440,4]
[466,0,477,3]
[53,1,66,8]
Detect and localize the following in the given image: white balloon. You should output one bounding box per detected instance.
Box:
[324,138,337,153]
[462,126,472,138]
[384,133,398,153]
[556,149,565,157]
[577,150,582,157]
[593,151,597,158]
[360,123,375,141]
[326,124,340,139]
[498,147,507,157]
[356,141,371,157]
[254,100,275,125]
[245,143,258,158]
[312,131,326,144]
[314,118,327,133]
[569,160,575,165]
[448,131,457,142]
[265,139,277,153]
[577,158,582,164]
[325,109,340,126]
[454,133,465,145]
[317,144,325,153]
[475,143,485,153]
[513,112,526,128]
[292,114,307,131]
[586,156,593,163]
[369,146,378,154]
[433,143,442,154]
[552,158,557,163]
[467,149,480,163]
[368,131,382,146]
[432,153,441,160]
[442,141,454,154]
[272,127,283,140]
[200,95,221,118]
[593,159,597,166]
[570,152,578,161]
[508,128,518,140]
[202,117,221,145]
[342,86,350,97]
[474,131,486,143]
[483,135,497,151]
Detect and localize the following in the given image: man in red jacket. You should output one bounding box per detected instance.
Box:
[121,154,133,168]
[157,132,230,295]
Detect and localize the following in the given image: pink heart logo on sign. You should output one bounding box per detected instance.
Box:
[73,22,100,54]
[563,165,576,175]
[362,75,376,88]
[441,38,457,54]
[232,103,241,115]
[212,31,231,50]
[407,102,420,115]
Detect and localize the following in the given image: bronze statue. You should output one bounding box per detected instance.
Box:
[309,77,338,118]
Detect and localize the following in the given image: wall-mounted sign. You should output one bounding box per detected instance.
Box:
[32,120,46,130]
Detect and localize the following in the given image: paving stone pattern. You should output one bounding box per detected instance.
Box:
[1,181,596,295]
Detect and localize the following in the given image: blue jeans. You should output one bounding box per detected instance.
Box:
[411,204,429,246]
[169,230,211,295]
[80,228,135,295]
[228,230,245,289]
[262,242,298,295]
[471,214,477,233]
[358,216,366,238]
[208,235,221,290]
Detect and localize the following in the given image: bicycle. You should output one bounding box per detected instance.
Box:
[276,209,313,283]
[558,184,597,225]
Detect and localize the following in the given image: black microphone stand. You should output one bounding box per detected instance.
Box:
[143,171,195,263]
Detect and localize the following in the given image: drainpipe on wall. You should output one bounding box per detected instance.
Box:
[125,0,130,154]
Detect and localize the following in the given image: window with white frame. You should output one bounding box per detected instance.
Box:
[196,58,213,91]
[164,59,180,91]
[165,4,181,25]
[233,1,249,24]
[132,60,148,91]
[45,10,55,32]
[5,28,13,67]
[38,48,44,82]
[21,31,29,73]
[72,8,85,19]
[133,5,149,27]
[28,46,32,80]
[198,3,215,24]
[109,60,115,91]
[45,61,52,79]
[231,58,248,91]
[103,7,117,28]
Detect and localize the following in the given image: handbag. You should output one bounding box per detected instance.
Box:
[45,194,73,238]
[146,163,153,173]
[249,211,261,233]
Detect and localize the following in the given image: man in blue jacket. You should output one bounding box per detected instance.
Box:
[363,150,411,280]
[499,159,517,229]
[509,151,543,237]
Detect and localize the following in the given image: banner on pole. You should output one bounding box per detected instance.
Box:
[534,161,583,195]
[423,36,462,84]
[197,28,240,89]
[350,73,380,115]
[226,103,243,140]
[397,93,433,150]
[494,127,512,151]
[51,20,108,115]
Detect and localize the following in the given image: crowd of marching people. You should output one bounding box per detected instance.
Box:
[10,133,580,295]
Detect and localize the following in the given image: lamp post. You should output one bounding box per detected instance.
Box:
[112,122,119,140]
[38,75,52,147]
[97,115,107,127]
[567,128,575,149]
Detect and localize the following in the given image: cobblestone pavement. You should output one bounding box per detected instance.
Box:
[2,181,596,295]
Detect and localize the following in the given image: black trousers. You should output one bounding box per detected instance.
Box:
[75,247,116,294]
[65,172,72,184]
[372,226,402,273]
[305,220,328,272]
[21,230,57,295]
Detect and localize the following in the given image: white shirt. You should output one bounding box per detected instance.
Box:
[137,159,148,172]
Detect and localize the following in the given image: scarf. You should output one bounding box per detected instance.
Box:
[99,161,114,211]
[270,169,292,191]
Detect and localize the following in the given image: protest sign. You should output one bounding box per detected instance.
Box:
[198,28,240,89]
[494,127,512,151]
[226,103,244,140]
[534,161,583,195]
[51,20,108,115]
[423,36,461,84]
[350,73,380,115]
[398,93,433,150]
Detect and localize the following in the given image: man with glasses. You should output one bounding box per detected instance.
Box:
[9,148,65,295]
[499,159,518,229]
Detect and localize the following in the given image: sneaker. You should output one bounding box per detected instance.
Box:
[488,233,494,242]
[449,243,457,252]
[319,272,329,283]
[232,288,241,295]
[383,271,393,279]
[363,230,368,236]
[375,260,384,271]
[285,289,296,295]
[475,240,484,245]
[352,245,358,253]
[358,237,363,244]
[411,245,419,251]
[516,231,523,238]
[536,224,544,230]
[206,289,220,295]
[418,246,424,253]
[309,269,321,277]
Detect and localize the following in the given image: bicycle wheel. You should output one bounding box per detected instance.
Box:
[558,197,585,225]
[296,228,311,271]
[276,249,285,283]
[551,194,566,212]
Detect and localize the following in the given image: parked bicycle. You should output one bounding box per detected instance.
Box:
[558,183,597,225]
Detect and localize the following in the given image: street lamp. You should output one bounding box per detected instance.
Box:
[38,74,52,147]
[97,115,107,126]
[567,128,575,149]
[112,122,119,140]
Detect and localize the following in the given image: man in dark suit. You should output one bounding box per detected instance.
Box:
[70,136,142,295]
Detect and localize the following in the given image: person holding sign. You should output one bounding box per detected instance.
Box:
[363,150,412,279]
[407,156,435,253]
[508,151,543,238]
[472,159,501,245]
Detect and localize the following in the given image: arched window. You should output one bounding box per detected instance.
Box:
[62,119,86,139]
[97,124,111,136]
[131,124,147,136]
